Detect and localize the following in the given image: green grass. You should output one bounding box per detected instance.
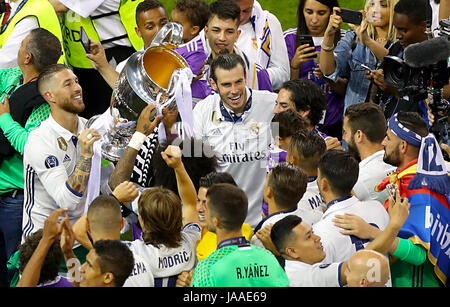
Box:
[161,0,366,30]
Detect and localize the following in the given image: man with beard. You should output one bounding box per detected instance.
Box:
[22,64,102,246]
[337,111,449,286]
[342,103,395,204]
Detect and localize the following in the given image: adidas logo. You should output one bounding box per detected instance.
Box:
[63,154,71,163]
[212,128,222,136]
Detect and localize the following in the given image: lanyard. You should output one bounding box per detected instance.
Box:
[217,236,249,249]
[1,0,28,34]
[308,176,317,183]
[326,194,353,210]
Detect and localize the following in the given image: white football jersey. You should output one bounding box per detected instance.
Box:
[284,260,343,287]
[125,223,201,287]
[123,252,154,287]
[22,115,111,243]
[251,208,298,248]
[193,88,277,228]
[312,196,389,264]
[295,178,325,226]
[22,115,86,241]
[353,150,395,205]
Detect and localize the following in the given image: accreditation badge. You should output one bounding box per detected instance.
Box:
[57,137,68,151]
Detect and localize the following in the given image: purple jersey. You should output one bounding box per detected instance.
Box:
[39,276,73,287]
[284,28,345,126]
[174,35,211,100]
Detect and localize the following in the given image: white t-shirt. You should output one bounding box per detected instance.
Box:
[312,196,389,264]
[125,223,201,287]
[284,260,343,287]
[236,12,289,91]
[352,150,395,205]
[193,88,277,228]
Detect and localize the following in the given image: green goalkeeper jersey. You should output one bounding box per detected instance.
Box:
[192,240,289,287]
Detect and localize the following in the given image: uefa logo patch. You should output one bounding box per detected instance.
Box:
[44,155,59,169]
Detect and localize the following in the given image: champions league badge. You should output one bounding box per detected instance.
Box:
[57,137,68,151]
[45,155,59,169]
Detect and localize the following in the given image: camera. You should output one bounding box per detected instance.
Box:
[383,29,450,151]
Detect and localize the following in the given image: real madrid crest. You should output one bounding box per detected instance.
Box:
[57,137,68,151]
[249,123,260,136]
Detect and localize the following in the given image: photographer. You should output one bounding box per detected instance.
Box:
[368,0,450,120]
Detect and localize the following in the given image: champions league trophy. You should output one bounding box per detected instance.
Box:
[87,22,193,162]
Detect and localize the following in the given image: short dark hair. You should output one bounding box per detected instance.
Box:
[174,0,210,29]
[288,129,326,172]
[199,172,237,189]
[269,163,308,210]
[319,150,359,196]
[93,240,134,287]
[210,52,246,84]
[206,183,248,231]
[271,215,302,255]
[280,79,327,126]
[396,111,429,139]
[37,63,70,97]
[345,103,387,144]
[271,109,308,138]
[136,0,166,25]
[19,229,63,285]
[394,0,430,25]
[26,28,62,73]
[208,0,240,26]
[87,195,122,233]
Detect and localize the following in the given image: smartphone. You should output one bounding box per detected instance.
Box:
[298,34,317,58]
[386,183,398,201]
[80,26,91,53]
[337,8,363,25]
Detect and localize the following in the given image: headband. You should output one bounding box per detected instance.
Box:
[388,114,422,147]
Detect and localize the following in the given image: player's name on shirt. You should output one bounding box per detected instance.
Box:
[130,260,149,277]
[236,263,270,280]
[158,251,190,269]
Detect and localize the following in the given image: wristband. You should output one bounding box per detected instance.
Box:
[128,131,147,151]
[321,43,335,52]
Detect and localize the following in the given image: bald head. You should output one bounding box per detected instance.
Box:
[346,250,390,287]
[87,195,123,237]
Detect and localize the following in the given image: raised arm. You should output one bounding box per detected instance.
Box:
[85,40,120,89]
[319,7,342,76]
[65,128,101,197]
[160,145,198,226]
[17,209,68,287]
[108,104,162,190]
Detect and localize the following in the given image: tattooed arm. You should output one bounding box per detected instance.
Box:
[66,129,100,196]
[108,104,162,190]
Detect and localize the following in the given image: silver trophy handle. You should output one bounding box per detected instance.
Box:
[150,22,184,48]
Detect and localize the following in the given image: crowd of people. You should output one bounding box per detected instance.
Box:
[0,0,449,288]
